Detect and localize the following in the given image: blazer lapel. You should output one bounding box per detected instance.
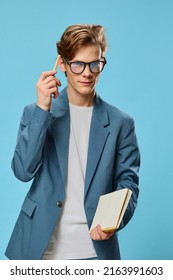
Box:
[84,95,110,197]
[50,87,70,188]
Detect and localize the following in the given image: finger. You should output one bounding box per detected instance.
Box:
[49,76,61,87]
[45,79,57,89]
[40,70,57,81]
[96,225,105,239]
[48,87,58,99]
[44,76,61,87]
[90,227,102,240]
[55,77,61,87]
[96,225,114,240]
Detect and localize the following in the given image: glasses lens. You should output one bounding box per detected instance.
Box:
[90,61,105,73]
[71,62,85,74]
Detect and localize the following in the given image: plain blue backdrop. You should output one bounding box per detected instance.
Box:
[0,0,173,260]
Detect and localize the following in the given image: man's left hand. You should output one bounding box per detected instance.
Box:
[90,225,114,240]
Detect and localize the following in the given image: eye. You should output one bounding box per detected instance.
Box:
[90,61,101,71]
[70,61,85,74]
[72,61,84,67]
[91,61,99,66]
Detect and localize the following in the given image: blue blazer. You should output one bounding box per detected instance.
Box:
[5,87,140,260]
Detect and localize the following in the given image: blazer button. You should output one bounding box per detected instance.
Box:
[56,201,63,208]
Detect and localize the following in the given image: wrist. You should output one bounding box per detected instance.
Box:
[36,102,50,112]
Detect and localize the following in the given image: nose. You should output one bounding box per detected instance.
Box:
[82,64,92,76]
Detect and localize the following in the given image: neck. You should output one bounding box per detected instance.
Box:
[67,88,95,107]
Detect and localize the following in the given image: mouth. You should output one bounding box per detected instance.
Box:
[79,81,93,85]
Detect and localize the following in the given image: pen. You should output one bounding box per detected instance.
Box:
[53,55,60,71]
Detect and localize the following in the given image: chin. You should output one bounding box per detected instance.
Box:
[79,87,95,95]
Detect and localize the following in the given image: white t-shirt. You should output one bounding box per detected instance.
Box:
[42,103,97,259]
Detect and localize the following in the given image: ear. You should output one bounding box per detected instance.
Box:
[58,56,66,73]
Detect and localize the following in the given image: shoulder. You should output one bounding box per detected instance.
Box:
[23,103,36,114]
[21,103,51,125]
[108,102,133,121]
[20,103,36,121]
[96,95,134,124]
[97,97,138,146]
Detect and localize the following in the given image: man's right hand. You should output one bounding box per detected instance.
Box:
[36,70,61,111]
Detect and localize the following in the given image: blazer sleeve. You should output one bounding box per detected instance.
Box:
[115,118,140,231]
[11,105,52,182]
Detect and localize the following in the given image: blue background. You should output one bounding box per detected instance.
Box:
[0,0,173,260]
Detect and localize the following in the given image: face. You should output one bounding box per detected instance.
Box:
[60,44,103,106]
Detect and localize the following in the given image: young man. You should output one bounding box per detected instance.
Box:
[5,24,140,260]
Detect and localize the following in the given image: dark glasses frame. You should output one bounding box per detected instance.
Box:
[63,57,107,74]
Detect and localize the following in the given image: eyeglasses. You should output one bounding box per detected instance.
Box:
[63,57,107,74]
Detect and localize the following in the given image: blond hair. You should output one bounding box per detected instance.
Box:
[56,24,107,60]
